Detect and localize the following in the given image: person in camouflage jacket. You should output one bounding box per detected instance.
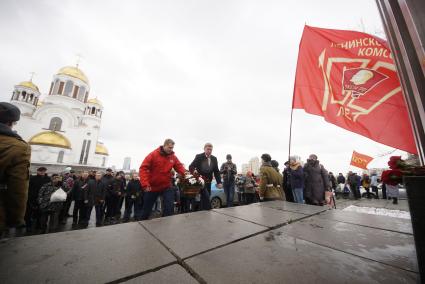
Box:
[37,174,63,233]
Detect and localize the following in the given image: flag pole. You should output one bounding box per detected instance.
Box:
[288,106,294,162]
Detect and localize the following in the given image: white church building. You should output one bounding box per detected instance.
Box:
[9,65,109,173]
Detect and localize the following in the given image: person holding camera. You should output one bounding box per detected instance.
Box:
[220,154,237,207]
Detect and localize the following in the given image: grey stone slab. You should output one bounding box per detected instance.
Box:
[186,229,418,284]
[281,217,418,272]
[353,199,393,209]
[140,211,267,259]
[213,204,306,228]
[0,223,176,284]
[256,200,328,215]
[333,199,358,209]
[124,264,197,284]
[385,199,410,211]
[317,210,413,234]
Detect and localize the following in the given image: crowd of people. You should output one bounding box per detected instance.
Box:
[23,167,143,234]
[330,171,399,204]
[0,101,400,237]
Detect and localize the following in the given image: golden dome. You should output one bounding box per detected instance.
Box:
[17,81,39,92]
[95,143,109,156]
[87,98,102,106]
[29,131,71,149]
[57,66,89,84]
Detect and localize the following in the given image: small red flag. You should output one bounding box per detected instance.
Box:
[293,25,417,154]
[350,151,373,170]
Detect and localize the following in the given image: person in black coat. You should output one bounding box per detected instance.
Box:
[72,171,90,226]
[220,154,237,207]
[189,143,222,210]
[101,169,115,223]
[336,173,346,184]
[88,172,106,226]
[282,162,294,202]
[123,173,143,222]
[25,167,51,232]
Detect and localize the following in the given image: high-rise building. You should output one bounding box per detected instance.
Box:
[241,157,260,175]
[249,157,260,175]
[123,157,131,171]
[241,164,250,174]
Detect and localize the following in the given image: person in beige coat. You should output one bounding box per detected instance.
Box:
[259,154,285,201]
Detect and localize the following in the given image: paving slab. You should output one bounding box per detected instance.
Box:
[124,264,197,284]
[0,223,176,284]
[140,211,267,259]
[385,199,410,211]
[256,200,328,215]
[318,210,413,234]
[213,204,306,228]
[281,216,418,272]
[186,229,418,284]
[333,199,357,209]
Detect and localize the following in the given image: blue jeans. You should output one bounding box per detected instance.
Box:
[223,181,235,207]
[292,188,304,204]
[141,188,174,220]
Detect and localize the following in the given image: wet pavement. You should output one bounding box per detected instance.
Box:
[0,199,418,283]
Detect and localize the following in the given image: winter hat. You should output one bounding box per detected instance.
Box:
[0,102,20,123]
[261,153,271,162]
[226,154,232,160]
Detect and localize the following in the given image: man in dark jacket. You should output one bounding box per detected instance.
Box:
[139,139,187,220]
[72,171,90,226]
[347,171,360,199]
[108,174,124,222]
[116,171,126,218]
[337,173,346,184]
[329,172,337,191]
[220,154,237,207]
[282,161,295,202]
[102,168,115,223]
[87,172,105,226]
[25,167,51,232]
[189,143,222,210]
[0,102,31,234]
[123,173,143,222]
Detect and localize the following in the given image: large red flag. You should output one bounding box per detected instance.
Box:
[293,26,417,154]
[350,151,373,170]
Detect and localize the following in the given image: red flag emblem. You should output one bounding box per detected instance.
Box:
[293,26,417,154]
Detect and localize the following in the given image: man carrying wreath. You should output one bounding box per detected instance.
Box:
[189,143,222,210]
[139,139,187,220]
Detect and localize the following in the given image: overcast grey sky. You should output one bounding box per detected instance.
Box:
[0,0,406,173]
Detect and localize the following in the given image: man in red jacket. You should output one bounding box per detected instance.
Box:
[139,139,187,220]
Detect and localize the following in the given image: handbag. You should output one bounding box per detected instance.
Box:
[50,187,67,203]
[325,191,335,208]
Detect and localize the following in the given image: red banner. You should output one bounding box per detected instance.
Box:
[293,25,417,154]
[350,151,373,170]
